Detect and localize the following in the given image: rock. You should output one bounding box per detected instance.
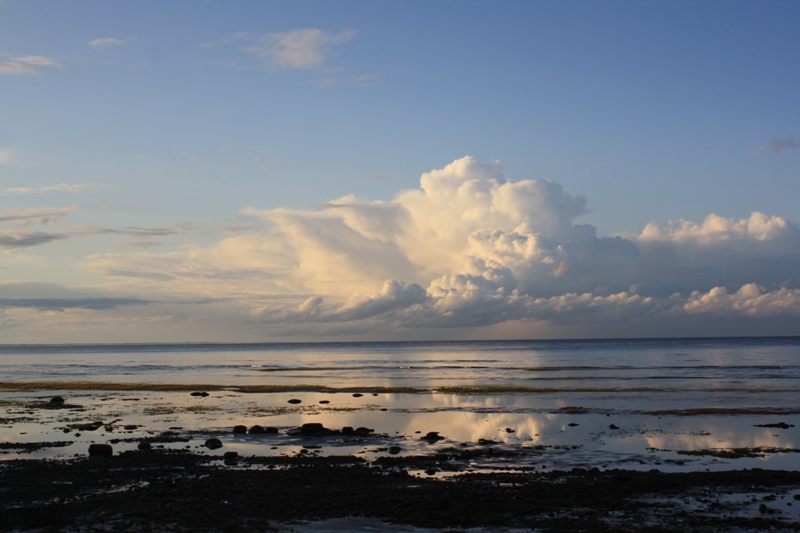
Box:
[137,440,151,451]
[264,427,279,434]
[354,427,374,436]
[319,400,330,404]
[287,399,302,404]
[248,425,266,434]
[124,425,138,430]
[232,425,247,434]
[49,396,65,406]
[372,393,378,396]
[505,428,515,433]
[425,469,438,476]
[300,423,332,436]
[568,423,579,427]
[352,393,363,398]
[88,444,113,457]
[223,451,239,461]
[754,422,794,429]
[421,431,445,442]
[388,446,402,455]
[609,424,620,430]
[190,391,209,397]
[205,438,223,450]
[759,503,769,514]
[341,426,355,436]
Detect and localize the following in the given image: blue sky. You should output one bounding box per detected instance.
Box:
[1,0,799,342]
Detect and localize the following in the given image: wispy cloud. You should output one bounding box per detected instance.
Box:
[312,73,385,88]
[0,55,66,75]
[88,37,125,49]
[0,230,67,249]
[0,206,77,224]
[1,182,109,195]
[243,28,356,70]
[0,149,12,164]
[772,137,800,152]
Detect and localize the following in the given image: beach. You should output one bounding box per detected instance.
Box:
[2,338,800,531]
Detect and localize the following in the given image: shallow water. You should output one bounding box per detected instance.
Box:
[2,338,800,472]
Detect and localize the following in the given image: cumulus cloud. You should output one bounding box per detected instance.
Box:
[85,156,800,335]
[1,182,108,195]
[0,55,65,75]
[88,37,125,49]
[243,28,356,69]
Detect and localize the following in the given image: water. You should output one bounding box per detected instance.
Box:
[3,337,800,471]
[2,337,799,389]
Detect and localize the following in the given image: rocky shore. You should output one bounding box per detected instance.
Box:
[3,448,800,532]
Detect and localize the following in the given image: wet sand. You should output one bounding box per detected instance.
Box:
[3,384,800,531]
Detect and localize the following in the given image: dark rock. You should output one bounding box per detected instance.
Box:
[754,422,794,429]
[88,444,113,457]
[287,399,302,404]
[341,426,355,436]
[425,469,438,476]
[190,391,209,397]
[478,439,498,445]
[124,425,138,430]
[49,396,65,406]
[421,431,445,442]
[388,446,402,455]
[223,451,239,461]
[137,440,151,451]
[759,503,769,514]
[372,393,378,396]
[264,427,279,434]
[609,424,620,430]
[205,438,223,450]
[319,400,330,404]
[352,393,363,398]
[232,425,247,434]
[568,423,579,427]
[505,428,515,433]
[300,423,335,436]
[354,427,374,436]
[249,425,266,434]
[794,494,800,501]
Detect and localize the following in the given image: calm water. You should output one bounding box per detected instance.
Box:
[4,337,800,472]
[1,337,799,390]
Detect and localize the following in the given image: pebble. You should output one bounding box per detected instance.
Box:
[288,399,302,404]
[88,444,113,457]
[190,391,209,397]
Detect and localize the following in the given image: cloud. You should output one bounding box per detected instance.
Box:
[74,222,189,238]
[88,37,125,49]
[85,156,800,335]
[772,137,800,152]
[0,230,67,249]
[1,182,109,195]
[243,28,356,70]
[0,206,77,224]
[0,149,12,164]
[0,55,66,75]
[0,282,149,311]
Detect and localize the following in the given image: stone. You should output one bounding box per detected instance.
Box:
[190,391,209,397]
[248,425,266,434]
[288,399,302,404]
[354,427,374,436]
[352,393,363,398]
[223,451,239,461]
[319,400,330,404]
[300,423,329,435]
[421,431,445,442]
[137,440,151,451]
[341,426,355,436]
[609,424,620,430]
[205,438,223,450]
[264,427,279,434]
[88,444,113,457]
[49,396,65,406]
[124,425,138,430]
[232,425,247,434]
[388,446,402,455]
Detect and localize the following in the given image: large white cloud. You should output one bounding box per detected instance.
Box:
[84,156,800,335]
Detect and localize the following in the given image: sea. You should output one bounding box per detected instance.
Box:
[2,336,800,390]
[3,337,800,472]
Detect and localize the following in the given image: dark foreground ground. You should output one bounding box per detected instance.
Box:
[3,450,800,533]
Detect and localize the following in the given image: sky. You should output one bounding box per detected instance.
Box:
[1,0,799,343]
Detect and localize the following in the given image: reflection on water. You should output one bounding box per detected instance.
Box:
[2,389,800,473]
